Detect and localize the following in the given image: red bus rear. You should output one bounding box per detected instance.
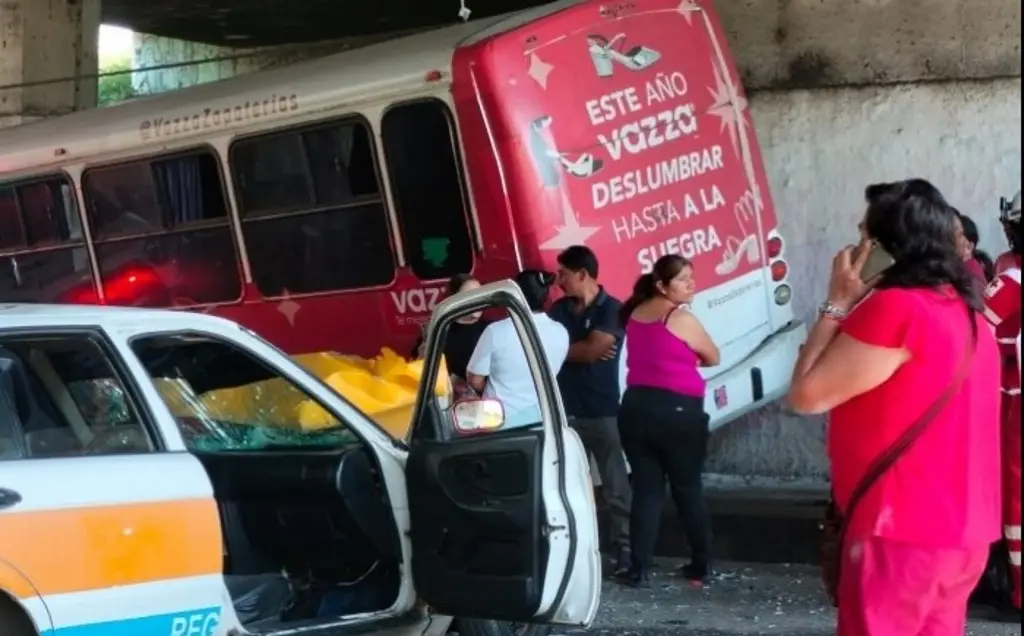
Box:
[0,0,804,427]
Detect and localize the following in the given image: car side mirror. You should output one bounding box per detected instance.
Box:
[451,398,505,435]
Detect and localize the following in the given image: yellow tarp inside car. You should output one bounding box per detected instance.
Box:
[154,348,448,440]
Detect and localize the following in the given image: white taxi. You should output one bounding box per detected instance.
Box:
[0,281,601,636]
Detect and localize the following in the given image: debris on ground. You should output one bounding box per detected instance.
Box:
[558,559,1023,635]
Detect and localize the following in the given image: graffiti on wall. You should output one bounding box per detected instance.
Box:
[130,34,372,96]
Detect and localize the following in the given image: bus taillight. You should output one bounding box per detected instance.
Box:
[770,260,788,282]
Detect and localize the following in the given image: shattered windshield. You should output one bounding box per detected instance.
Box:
[152,376,359,451]
[132,336,360,452]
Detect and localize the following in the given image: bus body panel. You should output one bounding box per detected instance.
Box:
[454,0,796,376]
[0,0,803,429]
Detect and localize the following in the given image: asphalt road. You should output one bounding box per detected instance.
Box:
[558,560,1022,636]
[599,488,828,564]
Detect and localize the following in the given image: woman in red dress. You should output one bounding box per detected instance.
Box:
[788,180,1002,636]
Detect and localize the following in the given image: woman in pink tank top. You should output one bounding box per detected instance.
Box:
[613,254,720,588]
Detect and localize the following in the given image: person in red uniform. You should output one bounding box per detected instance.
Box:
[995,251,1018,275]
[982,190,1022,616]
[995,194,1021,275]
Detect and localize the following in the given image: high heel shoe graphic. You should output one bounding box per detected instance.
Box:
[545,149,604,178]
[715,234,760,276]
[533,115,604,180]
[715,188,763,276]
[587,34,661,78]
[528,116,561,189]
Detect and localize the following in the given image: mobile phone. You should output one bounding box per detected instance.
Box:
[860,242,895,282]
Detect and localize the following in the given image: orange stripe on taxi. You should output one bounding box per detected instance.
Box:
[0,498,222,598]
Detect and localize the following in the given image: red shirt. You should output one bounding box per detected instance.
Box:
[983,262,1021,394]
[996,251,1018,275]
[828,287,1002,548]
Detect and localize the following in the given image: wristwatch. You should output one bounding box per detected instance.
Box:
[817,301,848,321]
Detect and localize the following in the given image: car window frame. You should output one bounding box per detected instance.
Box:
[0,326,166,460]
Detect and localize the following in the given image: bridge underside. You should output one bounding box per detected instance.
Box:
[104,0,552,47]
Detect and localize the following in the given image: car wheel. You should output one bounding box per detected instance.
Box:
[455,619,552,636]
[0,595,37,636]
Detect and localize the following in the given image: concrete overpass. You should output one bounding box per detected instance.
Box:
[0,0,549,126]
[111,0,553,46]
[1,0,1021,478]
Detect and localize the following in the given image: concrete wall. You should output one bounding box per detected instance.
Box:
[128,0,1022,478]
[131,33,395,96]
[707,77,1021,478]
[131,0,1021,95]
[131,34,334,95]
[701,0,1021,478]
[719,0,1020,90]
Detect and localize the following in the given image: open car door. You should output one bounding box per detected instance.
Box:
[405,280,601,625]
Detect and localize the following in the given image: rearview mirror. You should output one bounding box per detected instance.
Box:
[452,398,505,435]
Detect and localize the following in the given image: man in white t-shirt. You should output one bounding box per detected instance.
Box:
[466,270,569,428]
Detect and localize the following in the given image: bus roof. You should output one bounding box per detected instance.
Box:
[0,0,583,179]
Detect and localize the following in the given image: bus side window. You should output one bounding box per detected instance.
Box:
[381,99,474,281]
[0,186,25,250]
[229,117,395,296]
[0,176,95,304]
[81,150,242,307]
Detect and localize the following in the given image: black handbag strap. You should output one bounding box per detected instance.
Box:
[841,320,978,532]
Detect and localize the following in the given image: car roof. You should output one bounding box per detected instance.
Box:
[0,303,240,334]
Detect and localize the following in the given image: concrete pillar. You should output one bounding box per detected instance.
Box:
[0,0,100,128]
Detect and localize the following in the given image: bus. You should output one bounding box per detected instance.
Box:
[0,0,805,428]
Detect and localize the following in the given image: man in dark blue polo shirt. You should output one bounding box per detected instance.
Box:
[549,245,632,574]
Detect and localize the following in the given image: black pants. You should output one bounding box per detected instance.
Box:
[618,386,712,573]
[569,416,632,550]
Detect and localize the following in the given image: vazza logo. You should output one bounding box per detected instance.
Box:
[138,94,299,141]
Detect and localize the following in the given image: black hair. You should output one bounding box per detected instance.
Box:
[513,269,555,311]
[957,212,997,280]
[557,245,599,279]
[446,273,477,297]
[973,249,997,282]
[619,254,691,326]
[863,179,982,315]
[957,212,980,246]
